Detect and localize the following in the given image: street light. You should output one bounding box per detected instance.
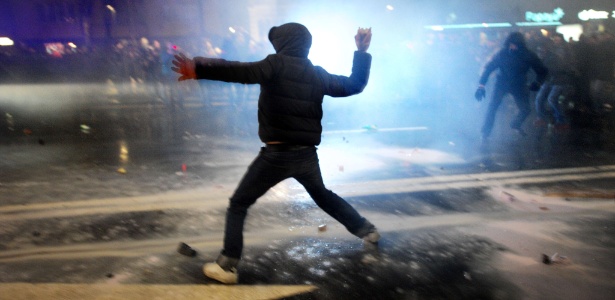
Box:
[0,37,14,46]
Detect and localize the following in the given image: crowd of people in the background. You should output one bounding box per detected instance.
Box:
[0,29,271,83]
[415,29,614,139]
[1,28,614,135]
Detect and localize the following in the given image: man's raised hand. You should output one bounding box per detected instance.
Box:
[355,27,372,52]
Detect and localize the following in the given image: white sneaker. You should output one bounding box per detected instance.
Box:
[203,262,238,284]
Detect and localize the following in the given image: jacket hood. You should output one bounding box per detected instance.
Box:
[504,32,527,49]
[268,23,312,58]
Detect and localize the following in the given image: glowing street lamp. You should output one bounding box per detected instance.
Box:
[0,37,14,46]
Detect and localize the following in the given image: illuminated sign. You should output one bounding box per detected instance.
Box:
[578,9,611,21]
[526,7,565,22]
[424,23,512,31]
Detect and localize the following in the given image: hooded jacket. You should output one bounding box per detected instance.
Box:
[193,22,372,145]
[479,32,548,90]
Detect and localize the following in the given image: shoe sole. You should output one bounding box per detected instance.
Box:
[203,263,237,284]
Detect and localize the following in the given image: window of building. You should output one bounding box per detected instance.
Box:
[37,0,79,24]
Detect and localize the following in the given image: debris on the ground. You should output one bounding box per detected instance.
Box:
[543,190,615,200]
[117,167,127,174]
[361,254,378,264]
[318,224,327,232]
[542,252,570,265]
[463,271,472,281]
[500,191,516,202]
[362,124,378,131]
[177,242,197,257]
[338,165,344,172]
[408,148,419,157]
[181,163,187,173]
[80,124,91,134]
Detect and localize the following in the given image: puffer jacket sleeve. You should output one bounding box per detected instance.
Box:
[194,55,276,84]
[319,51,372,97]
[478,51,502,85]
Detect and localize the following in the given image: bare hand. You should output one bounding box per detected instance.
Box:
[355,27,372,52]
[171,53,196,81]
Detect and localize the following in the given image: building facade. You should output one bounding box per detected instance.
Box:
[0,0,613,49]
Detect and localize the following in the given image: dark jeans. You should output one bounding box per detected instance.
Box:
[481,85,530,138]
[221,145,372,260]
[536,83,568,124]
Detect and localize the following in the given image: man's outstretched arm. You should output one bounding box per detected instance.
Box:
[172,51,273,84]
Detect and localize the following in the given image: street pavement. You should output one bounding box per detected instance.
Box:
[1,84,615,299]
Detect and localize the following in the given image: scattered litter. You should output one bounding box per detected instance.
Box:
[539,206,549,211]
[361,254,378,264]
[181,164,187,173]
[117,167,127,174]
[407,148,419,157]
[362,124,378,131]
[542,253,570,265]
[80,124,91,134]
[106,273,114,278]
[318,224,327,232]
[38,139,45,145]
[544,191,615,200]
[463,271,472,281]
[177,242,197,257]
[500,191,516,202]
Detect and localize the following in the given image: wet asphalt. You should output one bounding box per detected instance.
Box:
[1,83,615,299]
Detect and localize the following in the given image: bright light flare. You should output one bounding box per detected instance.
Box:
[386,5,394,11]
[106,5,116,13]
[228,27,236,34]
[68,42,77,48]
[0,37,14,46]
[119,141,130,163]
[540,29,549,37]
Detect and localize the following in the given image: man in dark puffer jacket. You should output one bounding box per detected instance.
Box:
[172,23,379,284]
[474,32,548,141]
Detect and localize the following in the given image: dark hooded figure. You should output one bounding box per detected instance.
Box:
[474,31,548,140]
[172,23,378,284]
